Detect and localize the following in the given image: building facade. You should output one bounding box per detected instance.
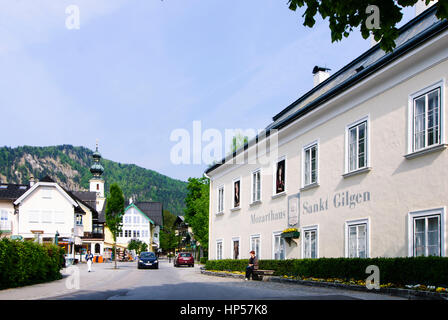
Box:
[206,7,448,261]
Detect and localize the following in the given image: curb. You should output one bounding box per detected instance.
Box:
[200,270,448,300]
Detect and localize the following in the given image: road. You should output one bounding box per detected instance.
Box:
[0,259,404,300]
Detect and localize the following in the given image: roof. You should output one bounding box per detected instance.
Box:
[131,201,163,226]
[98,200,106,223]
[69,191,99,219]
[0,184,29,201]
[205,6,448,175]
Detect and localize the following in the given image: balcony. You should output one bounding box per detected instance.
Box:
[82,232,104,240]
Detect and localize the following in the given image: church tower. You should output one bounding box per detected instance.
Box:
[90,141,106,212]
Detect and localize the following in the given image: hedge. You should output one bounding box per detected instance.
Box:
[205,257,448,287]
[200,257,208,264]
[0,238,65,290]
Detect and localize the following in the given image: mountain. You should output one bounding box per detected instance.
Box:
[0,145,187,216]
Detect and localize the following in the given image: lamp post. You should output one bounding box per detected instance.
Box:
[55,230,59,245]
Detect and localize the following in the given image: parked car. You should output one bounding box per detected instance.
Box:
[174,252,194,267]
[138,251,159,269]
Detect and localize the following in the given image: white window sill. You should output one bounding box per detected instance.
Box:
[215,212,224,216]
[230,207,241,212]
[272,192,287,199]
[300,182,320,192]
[342,167,372,178]
[404,144,447,160]
[249,200,262,207]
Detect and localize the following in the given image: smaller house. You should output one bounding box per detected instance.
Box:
[113,199,163,253]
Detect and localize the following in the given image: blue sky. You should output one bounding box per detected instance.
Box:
[0,0,415,182]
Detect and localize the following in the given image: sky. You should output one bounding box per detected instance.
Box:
[0,0,416,182]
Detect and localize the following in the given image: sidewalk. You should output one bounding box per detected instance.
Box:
[0,262,135,300]
[200,269,448,300]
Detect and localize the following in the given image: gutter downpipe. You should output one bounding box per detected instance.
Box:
[203,171,212,260]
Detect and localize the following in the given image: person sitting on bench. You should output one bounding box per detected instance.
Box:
[245,250,259,280]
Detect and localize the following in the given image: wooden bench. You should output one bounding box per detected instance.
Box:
[252,269,275,281]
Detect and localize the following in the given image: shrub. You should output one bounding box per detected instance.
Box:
[200,257,208,264]
[0,238,65,290]
[205,257,448,287]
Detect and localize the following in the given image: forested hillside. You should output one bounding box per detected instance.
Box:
[0,145,187,216]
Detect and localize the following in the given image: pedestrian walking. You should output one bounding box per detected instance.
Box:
[245,250,258,280]
[86,250,94,272]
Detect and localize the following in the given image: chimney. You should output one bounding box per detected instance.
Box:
[29,175,35,187]
[313,66,331,87]
[415,0,437,16]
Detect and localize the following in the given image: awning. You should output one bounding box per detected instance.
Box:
[103,242,127,249]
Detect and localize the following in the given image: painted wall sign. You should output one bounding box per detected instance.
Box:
[303,190,371,214]
[288,193,300,227]
[251,210,286,224]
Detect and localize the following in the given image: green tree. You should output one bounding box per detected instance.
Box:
[160,210,179,252]
[288,0,448,52]
[128,239,148,255]
[184,177,210,255]
[105,183,125,269]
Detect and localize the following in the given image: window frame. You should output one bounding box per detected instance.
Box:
[217,185,224,215]
[301,225,319,259]
[407,80,445,155]
[345,218,370,258]
[231,236,241,260]
[301,140,319,189]
[272,231,286,260]
[344,116,370,175]
[251,168,262,204]
[272,156,287,197]
[250,234,261,259]
[408,207,445,257]
[232,177,241,210]
[216,239,224,260]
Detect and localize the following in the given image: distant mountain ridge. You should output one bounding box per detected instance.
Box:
[0,145,187,216]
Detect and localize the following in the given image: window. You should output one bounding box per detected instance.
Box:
[346,220,368,258]
[133,230,137,238]
[303,227,318,259]
[118,231,123,238]
[232,238,240,260]
[412,87,442,151]
[216,240,223,260]
[125,230,131,238]
[0,210,9,230]
[411,211,442,257]
[217,186,224,214]
[136,230,140,238]
[75,214,83,226]
[251,169,261,203]
[134,216,140,224]
[250,235,261,258]
[273,232,285,260]
[42,187,52,199]
[42,210,52,224]
[28,210,40,223]
[347,120,368,172]
[54,211,64,224]
[274,158,286,194]
[303,142,318,187]
[97,184,99,191]
[233,179,241,209]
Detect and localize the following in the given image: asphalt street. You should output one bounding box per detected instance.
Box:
[0,259,404,300]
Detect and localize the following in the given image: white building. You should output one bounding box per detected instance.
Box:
[206,7,448,261]
[116,200,162,252]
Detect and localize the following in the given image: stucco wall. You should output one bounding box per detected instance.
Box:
[208,31,448,260]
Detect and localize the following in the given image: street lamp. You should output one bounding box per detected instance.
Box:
[55,230,59,245]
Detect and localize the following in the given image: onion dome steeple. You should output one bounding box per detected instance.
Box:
[90,140,104,177]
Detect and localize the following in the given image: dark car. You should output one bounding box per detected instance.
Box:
[174,252,194,267]
[138,252,159,269]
